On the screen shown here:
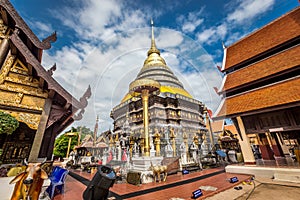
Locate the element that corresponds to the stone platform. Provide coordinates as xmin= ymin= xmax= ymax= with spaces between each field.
xmin=225 ymin=165 xmax=300 ymax=183
xmin=131 ymin=156 xmax=163 ymax=171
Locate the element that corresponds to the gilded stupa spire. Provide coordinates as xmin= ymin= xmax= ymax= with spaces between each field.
xmin=93 ymin=115 xmax=99 ymax=146
xmin=147 ymin=19 xmax=161 ymax=56
xmin=121 ymin=18 xmax=193 ymax=103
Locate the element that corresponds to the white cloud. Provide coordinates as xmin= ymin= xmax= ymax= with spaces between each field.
xmin=156 ymin=29 xmax=184 ymax=49
xmin=177 ymin=8 xmax=205 ymax=33
xmin=197 ymin=54 xmax=213 ymax=63
xmin=33 ymin=21 xmax=52 ymax=34
xmin=50 ymin=0 xmax=123 ymax=41
xmin=216 ymin=24 xmax=227 ymax=39
xmin=182 ymin=19 xmax=204 ymax=33
xmin=227 ymin=0 xmax=275 ymax=24
xmin=196 ymin=0 xmax=274 ymax=45
xmin=26 ymin=20 xmax=54 ymax=40
xmin=225 ymin=31 xmax=248 ymax=46
xmin=41 ymin=1 xmax=229 ymax=132
xmin=196 ymin=28 xmax=216 ymax=44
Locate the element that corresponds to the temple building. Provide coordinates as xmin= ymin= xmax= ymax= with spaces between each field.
xmin=213 ymin=7 xmax=300 ymax=164
xmin=110 ymin=22 xmax=207 ymax=156
xmin=0 ymin=0 xmax=90 ymax=164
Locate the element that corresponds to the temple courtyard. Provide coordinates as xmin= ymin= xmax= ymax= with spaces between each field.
xmin=47 ymin=163 xmax=300 ymax=200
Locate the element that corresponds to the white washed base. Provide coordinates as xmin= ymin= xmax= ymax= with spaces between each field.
xmin=131 ymin=156 xmax=163 ymax=171
xmin=129 ymin=156 xmax=164 ymax=183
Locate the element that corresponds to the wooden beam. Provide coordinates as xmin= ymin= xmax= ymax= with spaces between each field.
xmin=38 ymin=77 xmax=44 ymax=88
xmin=64 ymin=102 xmax=71 ymax=110
xmin=0 ymin=8 xmax=8 ymax=25
xmin=27 ymin=63 xmax=33 ymax=75
xmin=28 ymin=98 xmax=52 ymax=162
xmin=48 ymin=89 xmax=55 ymax=99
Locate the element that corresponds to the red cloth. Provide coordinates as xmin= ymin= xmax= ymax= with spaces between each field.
xmin=207 ymin=109 xmax=213 ymax=118
xmin=107 ymin=151 xmax=113 ymax=163
xmin=122 ymin=150 xmax=127 ymax=161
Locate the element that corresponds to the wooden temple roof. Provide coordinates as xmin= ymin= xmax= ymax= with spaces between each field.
xmin=219 ymin=44 xmax=300 ymax=93
xmin=10 ymin=33 xmax=84 ymax=109
xmin=223 ymin=7 xmax=300 ymax=71
xmin=0 ymin=0 xmax=57 ymax=61
xmin=214 ymin=76 xmax=300 ymax=120
xmin=0 ymin=0 xmax=91 ymax=131
xmin=82 ymin=134 xmax=94 ymax=143
xmin=224 ymin=124 xmax=238 ymax=135
xmin=211 ymin=120 xmax=224 ymax=133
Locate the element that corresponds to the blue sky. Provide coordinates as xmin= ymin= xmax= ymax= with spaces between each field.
xmin=10 ymin=0 xmax=299 ymax=133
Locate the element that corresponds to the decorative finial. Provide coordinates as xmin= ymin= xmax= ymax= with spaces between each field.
xmin=151 ymin=18 xmax=155 ymax=46
xmin=147 ymin=18 xmax=160 ymax=56
xmin=222 ymin=41 xmax=226 ymax=49
xmin=47 ymin=63 xmax=56 ymax=76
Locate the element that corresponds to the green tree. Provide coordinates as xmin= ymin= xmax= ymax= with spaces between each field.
xmin=78 ymin=126 xmax=94 ymax=143
xmin=0 ymin=111 xmax=19 ymax=135
xmin=53 ymin=127 xmax=78 ymax=158
xmin=53 ymin=126 xmax=93 ymax=158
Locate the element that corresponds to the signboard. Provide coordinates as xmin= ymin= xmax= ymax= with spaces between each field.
xmin=269 ymin=127 xmax=283 ymax=132
xmin=191 ymin=189 xmax=203 ymax=199
xmin=229 ymin=176 xmax=239 ymax=183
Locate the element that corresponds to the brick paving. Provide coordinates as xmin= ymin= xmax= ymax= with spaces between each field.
xmin=125 ymin=173 xmax=250 ymax=200
xmin=53 ymin=167 xmax=251 ymax=200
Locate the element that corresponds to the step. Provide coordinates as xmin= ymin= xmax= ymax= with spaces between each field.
xmin=274 ymin=170 xmax=300 ymax=183
xmin=226 ymin=165 xmax=300 ymax=183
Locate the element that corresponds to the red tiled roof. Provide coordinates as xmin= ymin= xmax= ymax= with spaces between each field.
xmin=224 ymin=7 xmax=300 ymax=70
xmin=224 ymin=124 xmax=238 ymax=135
xmin=221 ymin=45 xmax=300 ymax=92
xmin=214 ymin=77 xmax=300 ymax=119
xmin=211 ymin=120 xmax=224 ymax=133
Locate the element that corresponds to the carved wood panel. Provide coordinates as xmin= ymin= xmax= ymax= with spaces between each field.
xmin=0 ymin=122 xmax=35 ymax=164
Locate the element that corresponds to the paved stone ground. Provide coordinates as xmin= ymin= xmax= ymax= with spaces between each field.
xmin=205 ymin=177 xmax=300 ymax=200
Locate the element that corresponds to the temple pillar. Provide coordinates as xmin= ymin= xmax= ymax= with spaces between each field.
xmin=276 ymin=132 xmax=290 ymax=156
xmin=129 ymin=137 xmax=135 ymax=159
xmin=183 ymin=132 xmax=189 ymax=160
xmin=154 ymin=128 xmax=161 ymax=157
xmin=109 ymin=135 xmax=114 ymax=149
xmin=205 ymin=109 xmax=214 ymax=146
xmin=258 ymin=133 xmax=274 ymax=160
xmin=28 ymin=98 xmax=52 ymax=162
xmin=141 ymin=89 xmax=150 ymax=156
xmin=235 ymin=117 xmax=255 ymax=164
xmin=269 ymin=132 xmax=284 ymax=157
xmin=170 ymin=128 xmax=176 ymax=157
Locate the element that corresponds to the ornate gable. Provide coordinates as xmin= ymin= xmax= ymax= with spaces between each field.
xmin=0 ymin=55 xmax=48 ymax=129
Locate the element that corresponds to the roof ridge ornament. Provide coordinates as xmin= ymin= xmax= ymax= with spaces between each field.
xmin=79 ymin=85 xmax=92 ymax=108
xmin=42 ymin=31 xmax=57 ymax=48
xmin=222 ymin=41 xmax=227 ymax=49
xmin=74 ymin=85 xmax=92 ymax=121
xmin=47 ymin=63 xmax=56 ymax=76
